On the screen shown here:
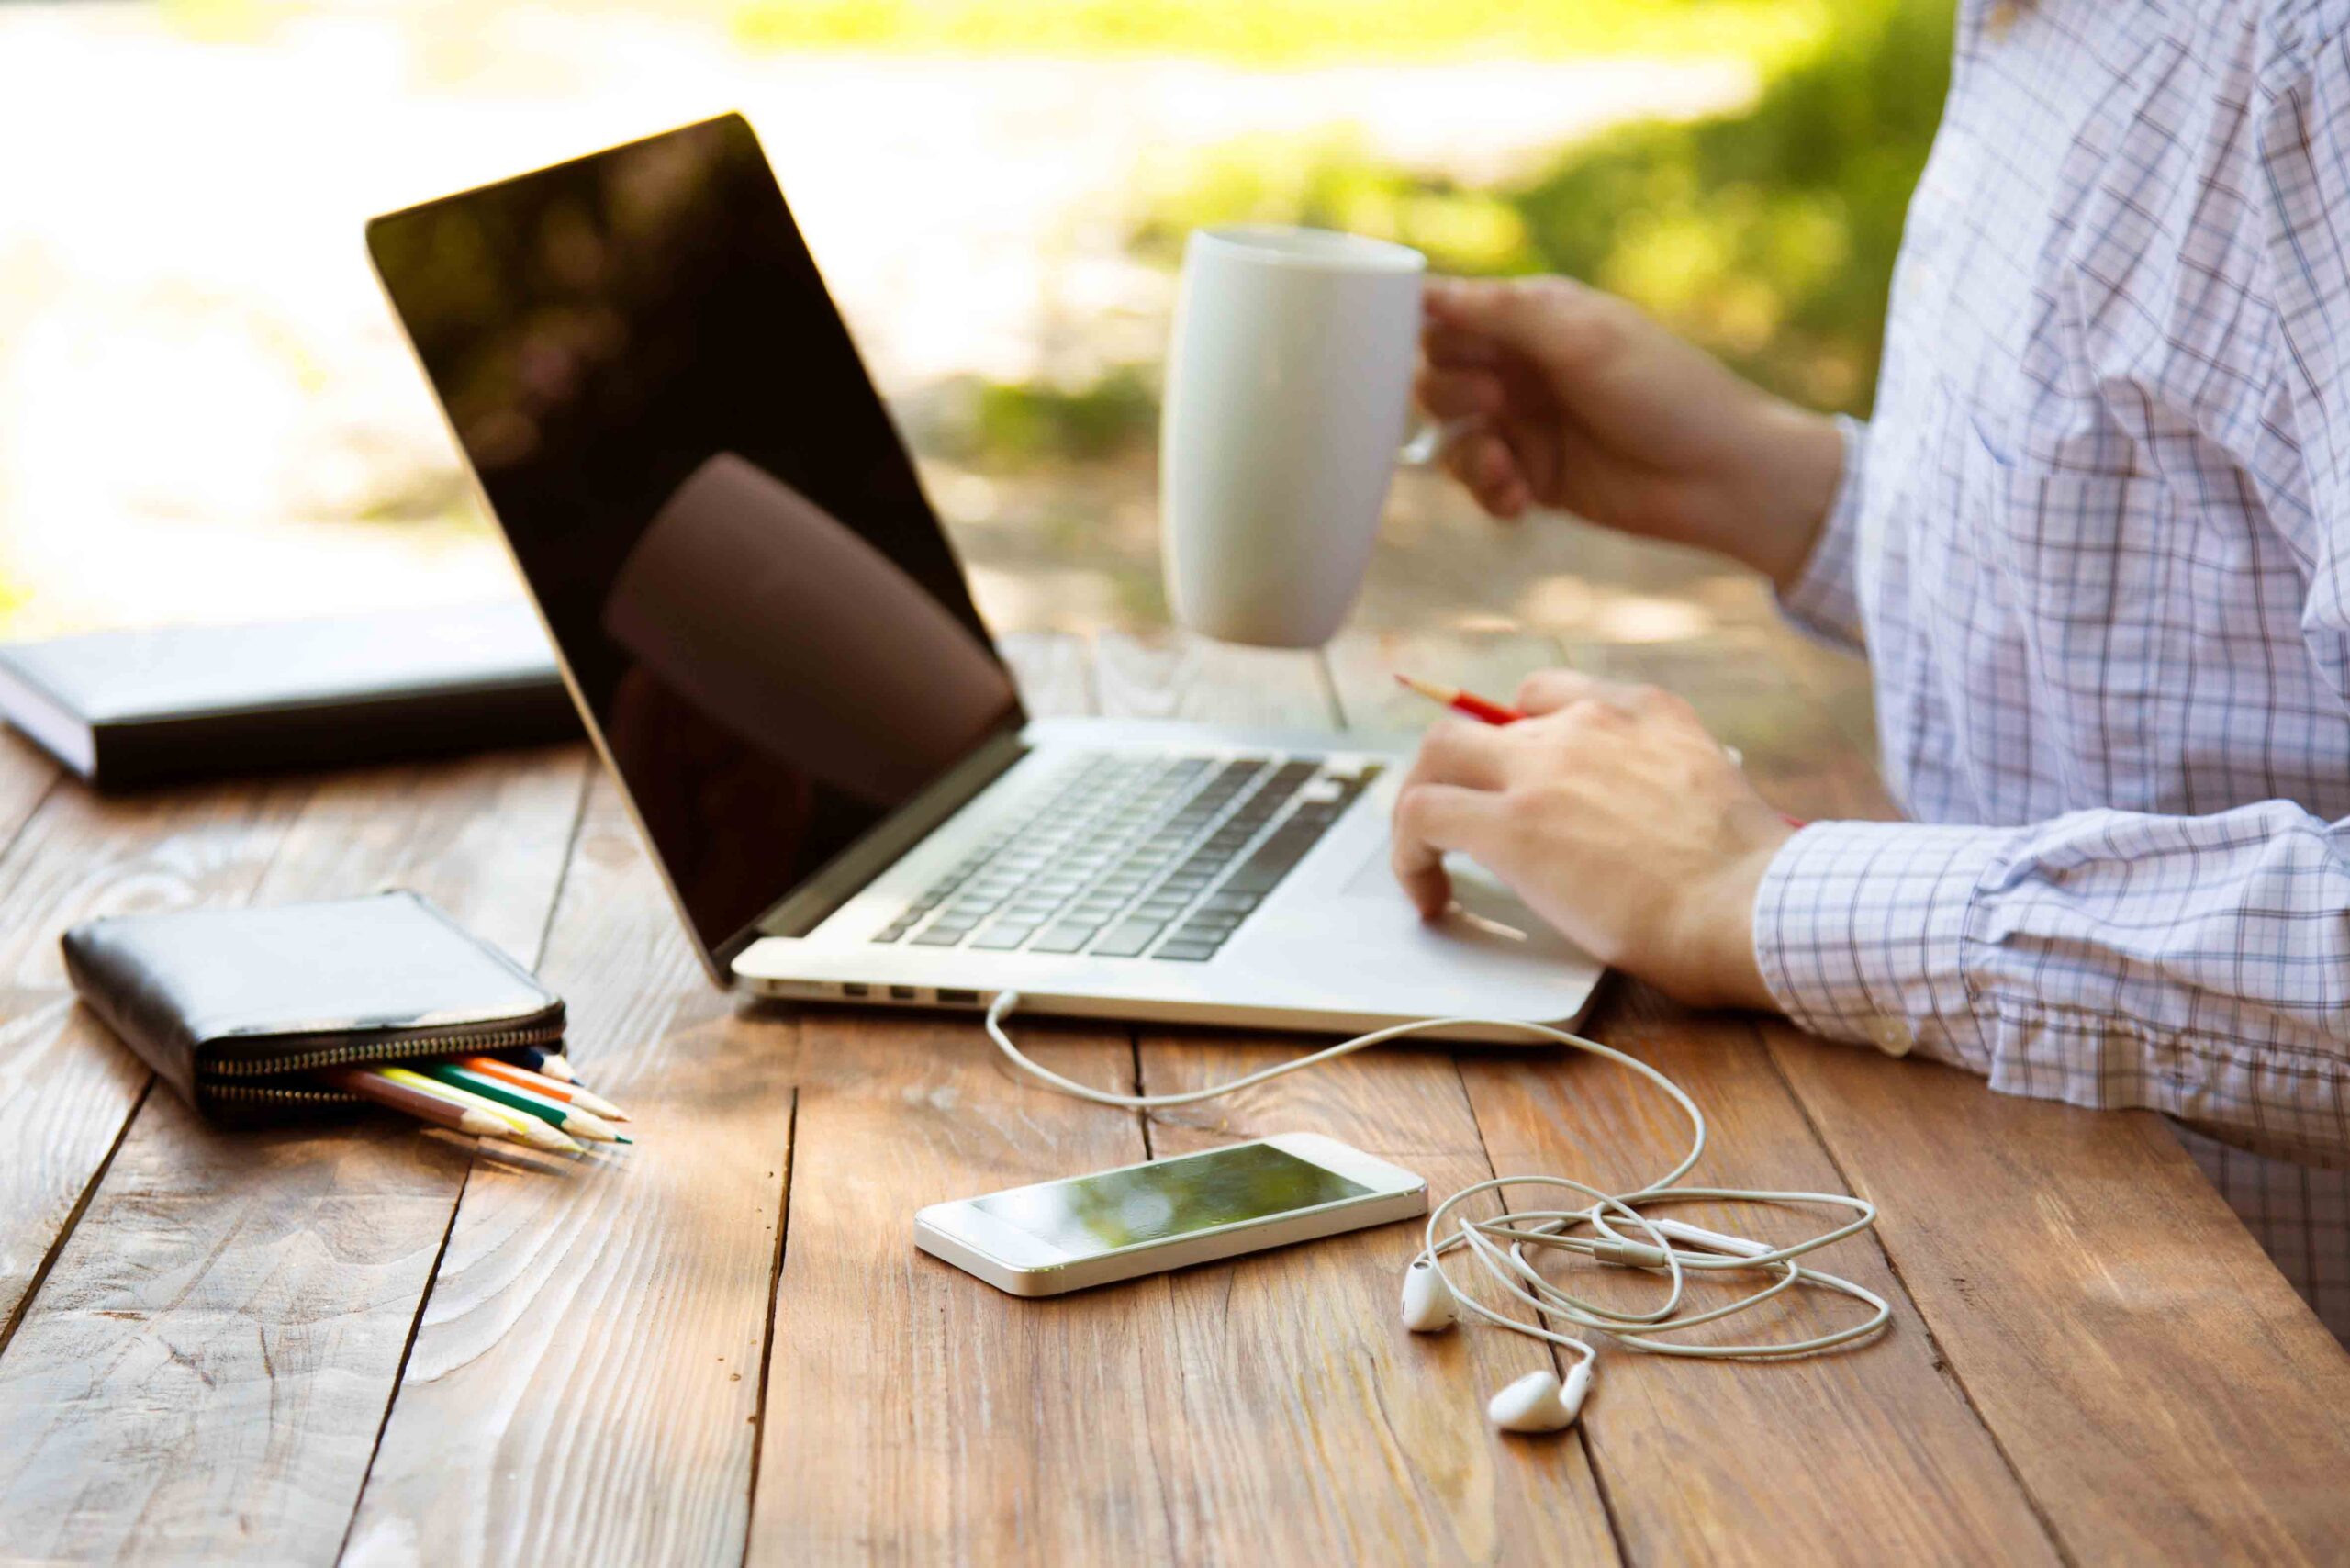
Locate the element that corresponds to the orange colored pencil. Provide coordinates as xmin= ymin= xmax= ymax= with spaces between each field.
xmin=319 ymin=1066 xmax=577 ymax=1151
xmin=457 ymin=1055 xmax=628 ymax=1121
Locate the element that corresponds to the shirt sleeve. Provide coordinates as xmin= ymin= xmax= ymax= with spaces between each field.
xmin=2258 ymin=22 xmax=2350 ymax=687
xmin=1754 ymin=806 xmax=2350 ymax=1166
xmin=1772 ymin=414 xmax=1869 ymax=653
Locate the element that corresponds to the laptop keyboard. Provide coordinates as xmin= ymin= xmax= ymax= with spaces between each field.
xmin=869 ymin=751 xmax=1382 ymax=961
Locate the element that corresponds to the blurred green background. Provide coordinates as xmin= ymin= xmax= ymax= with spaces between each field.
xmin=969 ymin=0 xmax=1951 ymax=469
xmin=0 ymin=0 xmax=1951 ymax=638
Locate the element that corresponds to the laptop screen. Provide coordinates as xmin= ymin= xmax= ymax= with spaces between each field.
xmin=368 ymin=115 xmax=1023 ymax=970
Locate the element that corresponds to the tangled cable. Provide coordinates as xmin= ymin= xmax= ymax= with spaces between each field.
xmin=983 ymin=988 xmax=1889 ymax=1432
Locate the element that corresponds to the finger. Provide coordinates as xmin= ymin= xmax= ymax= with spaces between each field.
xmin=1424 ymin=275 xmax=1609 ymax=370
xmin=1414 ymin=365 xmax=1506 ymax=420
xmin=1411 ymin=718 xmax=1513 ymax=791
xmin=1443 ymin=431 xmax=1530 ymax=519
xmin=1391 ymin=782 xmax=1502 ymax=919
xmin=1420 ymin=320 xmax=1505 ymax=369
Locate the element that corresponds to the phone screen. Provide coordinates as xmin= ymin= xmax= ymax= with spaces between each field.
xmin=973 ymin=1142 xmax=1371 ymax=1259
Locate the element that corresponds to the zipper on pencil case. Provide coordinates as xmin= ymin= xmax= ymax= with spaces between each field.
xmin=208 ymin=1082 xmax=368 ymax=1107
xmin=196 ymin=1019 xmax=566 ymax=1082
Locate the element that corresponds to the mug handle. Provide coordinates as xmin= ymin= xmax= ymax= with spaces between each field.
xmin=1397 ymin=416 xmax=1481 ymax=468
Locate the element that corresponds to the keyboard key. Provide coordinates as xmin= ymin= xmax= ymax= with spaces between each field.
xmin=1089 ymin=919 xmax=1166 ymax=958
xmin=912 ymin=927 xmax=970 ymax=947
xmin=1030 ymin=924 xmax=1099 ymax=953
xmin=971 ymin=925 xmax=1035 ymax=950
xmin=1155 ymin=939 xmax=1219 ymax=961
xmin=1200 ymin=891 xmax=1259 ymax=913
xmin=1218 ymin=823 xmax=1326 ymax=895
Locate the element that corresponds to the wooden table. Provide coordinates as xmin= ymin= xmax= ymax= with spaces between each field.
xmin=1 ymin=626 xmax=2345 ymax=1566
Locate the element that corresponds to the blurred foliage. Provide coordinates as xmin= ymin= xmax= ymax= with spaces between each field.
xmin=731 ymin=0 xmax=1829 ymax=64
xmin=1130 ymin=0 xmax=1953 ymax=417
xmin=927 ymin=367 xmax=1160 ymax=469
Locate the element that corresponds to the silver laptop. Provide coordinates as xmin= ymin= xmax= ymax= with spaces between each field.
xmin=367 ymin=114 xmax=1600 ymax=1038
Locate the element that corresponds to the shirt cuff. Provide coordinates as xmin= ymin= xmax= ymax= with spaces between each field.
xmin=1751 ymin=818 xmax=2006 ymax=1068
xmin=1774 ymin=414 xmax=1868 ymax=651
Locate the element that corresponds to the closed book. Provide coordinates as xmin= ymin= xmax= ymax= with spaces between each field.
xmin=0 ymin=601 xmax=581 ymax=789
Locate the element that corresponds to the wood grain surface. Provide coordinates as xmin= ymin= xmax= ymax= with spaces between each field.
xmin=1324 ymin=633 xmax=2055 ymax=1564
xmin=745 ymin=632 xmax=1175 ymax=1563
xmin=344 ymin=770 xmax=785 ymax=1568
xmin=1116 ymin=631 xmax=1617 ymax=1565
xmin=0 ymin=769 xmax=315 ymax=1346
xmin=0 ymin=749 xmax=590 ymax=1565
xmin=1593 ymin=632 xmax=2350 ymax=1561
xmin=0 ymin=629 xmax=2335 ymax=1566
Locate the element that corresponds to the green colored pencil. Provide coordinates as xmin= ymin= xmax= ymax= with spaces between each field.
xmin=415 ymin=1061 xmax=632 ymax=1145
xmin=375 ymin=1067 xmax=580 ymax=1154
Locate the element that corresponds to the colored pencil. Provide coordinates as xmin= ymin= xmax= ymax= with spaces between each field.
xmin=491 ymin=1043 xmax=576 ymax=1082
xmin=1394 ymin=670 xmax=1807 ymax=829
xmin=379 ymin=1066 xmax=581 ymax=1153
xmin=1393 ymin=672 xmax=1524 ymax=725
xmin=321 ymin=1066 xmax=575 ymax=1152
xmin=457 ymin=1055 xmax=627 ymax=1121
xmin=415 ymin=1061 xmax=630 ymax=1144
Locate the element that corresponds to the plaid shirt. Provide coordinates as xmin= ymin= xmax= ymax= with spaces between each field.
xmin=1753 ymin=0 xmax=2350 ymax=1339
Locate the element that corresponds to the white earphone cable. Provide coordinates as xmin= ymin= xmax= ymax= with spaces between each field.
xmin=981 ymin=988 xmax=1890 ymax=1418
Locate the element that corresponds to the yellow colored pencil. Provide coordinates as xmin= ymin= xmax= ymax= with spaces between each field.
xmin=418 ymin=1062 xmax=630 ymax=1145
xmin=379 ymin=1067 xmax=580 ymax=1153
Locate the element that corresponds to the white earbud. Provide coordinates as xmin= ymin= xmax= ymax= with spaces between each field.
xmin=1487 ymin=1361 xmax=1592 ymax=1434
xmin=1399 ymin=1257 xmax=1458 ymax=1332
xmin=982 ymin=991 xmax=1891 ymax=1440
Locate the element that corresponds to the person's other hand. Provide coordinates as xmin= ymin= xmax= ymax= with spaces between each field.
xmin=1416 ymin=275 xmax=1844 ymax=590
xmin=1390 ymin=668 xmax=1794 ymax=1010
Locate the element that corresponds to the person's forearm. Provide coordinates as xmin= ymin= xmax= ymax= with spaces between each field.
xmin=1706 ymin=399 xmax=1845 ymax=590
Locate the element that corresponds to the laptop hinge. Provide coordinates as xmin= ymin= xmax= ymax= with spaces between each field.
xmin=726 ymin=723 xmax=1031 ymax=956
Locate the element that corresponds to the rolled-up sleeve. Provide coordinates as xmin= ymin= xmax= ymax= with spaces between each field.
xmin=1773 ymin=413 xmax=1869 ymax=652
xmin=1753 ymin=805 xmax=2350 ymax=1165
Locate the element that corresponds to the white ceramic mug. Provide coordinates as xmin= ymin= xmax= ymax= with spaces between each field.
xmin=1160 ymin=225 xmax=1427 ymax=648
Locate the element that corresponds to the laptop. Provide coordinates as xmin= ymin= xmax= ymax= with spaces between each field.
xmin=366 ymin=113 xmax=1601 ymax=1038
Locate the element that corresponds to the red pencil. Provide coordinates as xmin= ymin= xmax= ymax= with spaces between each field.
xmin=1394 ymin=670 xmax=1807 ymax=829
xmin=1393 ymin=672 xmax=1524 ymax=725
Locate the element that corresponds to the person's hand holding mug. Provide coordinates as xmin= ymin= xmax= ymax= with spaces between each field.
xmin=1416 ymin=275 xmax=1846 ymax=591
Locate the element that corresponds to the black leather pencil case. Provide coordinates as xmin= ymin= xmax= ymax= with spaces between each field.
xmin=62 ymin=890 xmax=565 ymax=1126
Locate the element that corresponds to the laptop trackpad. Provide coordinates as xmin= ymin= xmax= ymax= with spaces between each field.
xmin=1341 ymin=839 xmax=1537 ymax=933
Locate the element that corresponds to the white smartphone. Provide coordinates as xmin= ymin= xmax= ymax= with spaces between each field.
xmin=914 ymin=1132 xmax=1428 ymax=1296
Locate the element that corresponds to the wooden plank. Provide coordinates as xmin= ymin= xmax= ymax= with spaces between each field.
xmin=746 ymin=1010 xmax=1180 ymax=1562
xmin=1460 ymin=996 xmax=2059 ymax=1564
xmin=342 ymin=770 xmax=788 ymax=1566
xmin=1774 ymin=1035 xmax=2350 ymax=1562
xmin=744 ymin=633 xmax=1179 ymax=1563
xmin=0 ymin=747 xmax=590 ymax=1567
xmin=0 ymin=726 xmax=62 ymax=851
xmin=1599 ymin=633 xmax=2350 ymax=1559
xmin=350 ymin=634 xmax=1140 ymax=1564
xmin=1121 ymin=631 xmax=1618 ymax=1565
xmin=1326 ymin=633 xmax=2055 ymax=1561
xmin=0 ymin=773 xmax=315 ymax=1344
